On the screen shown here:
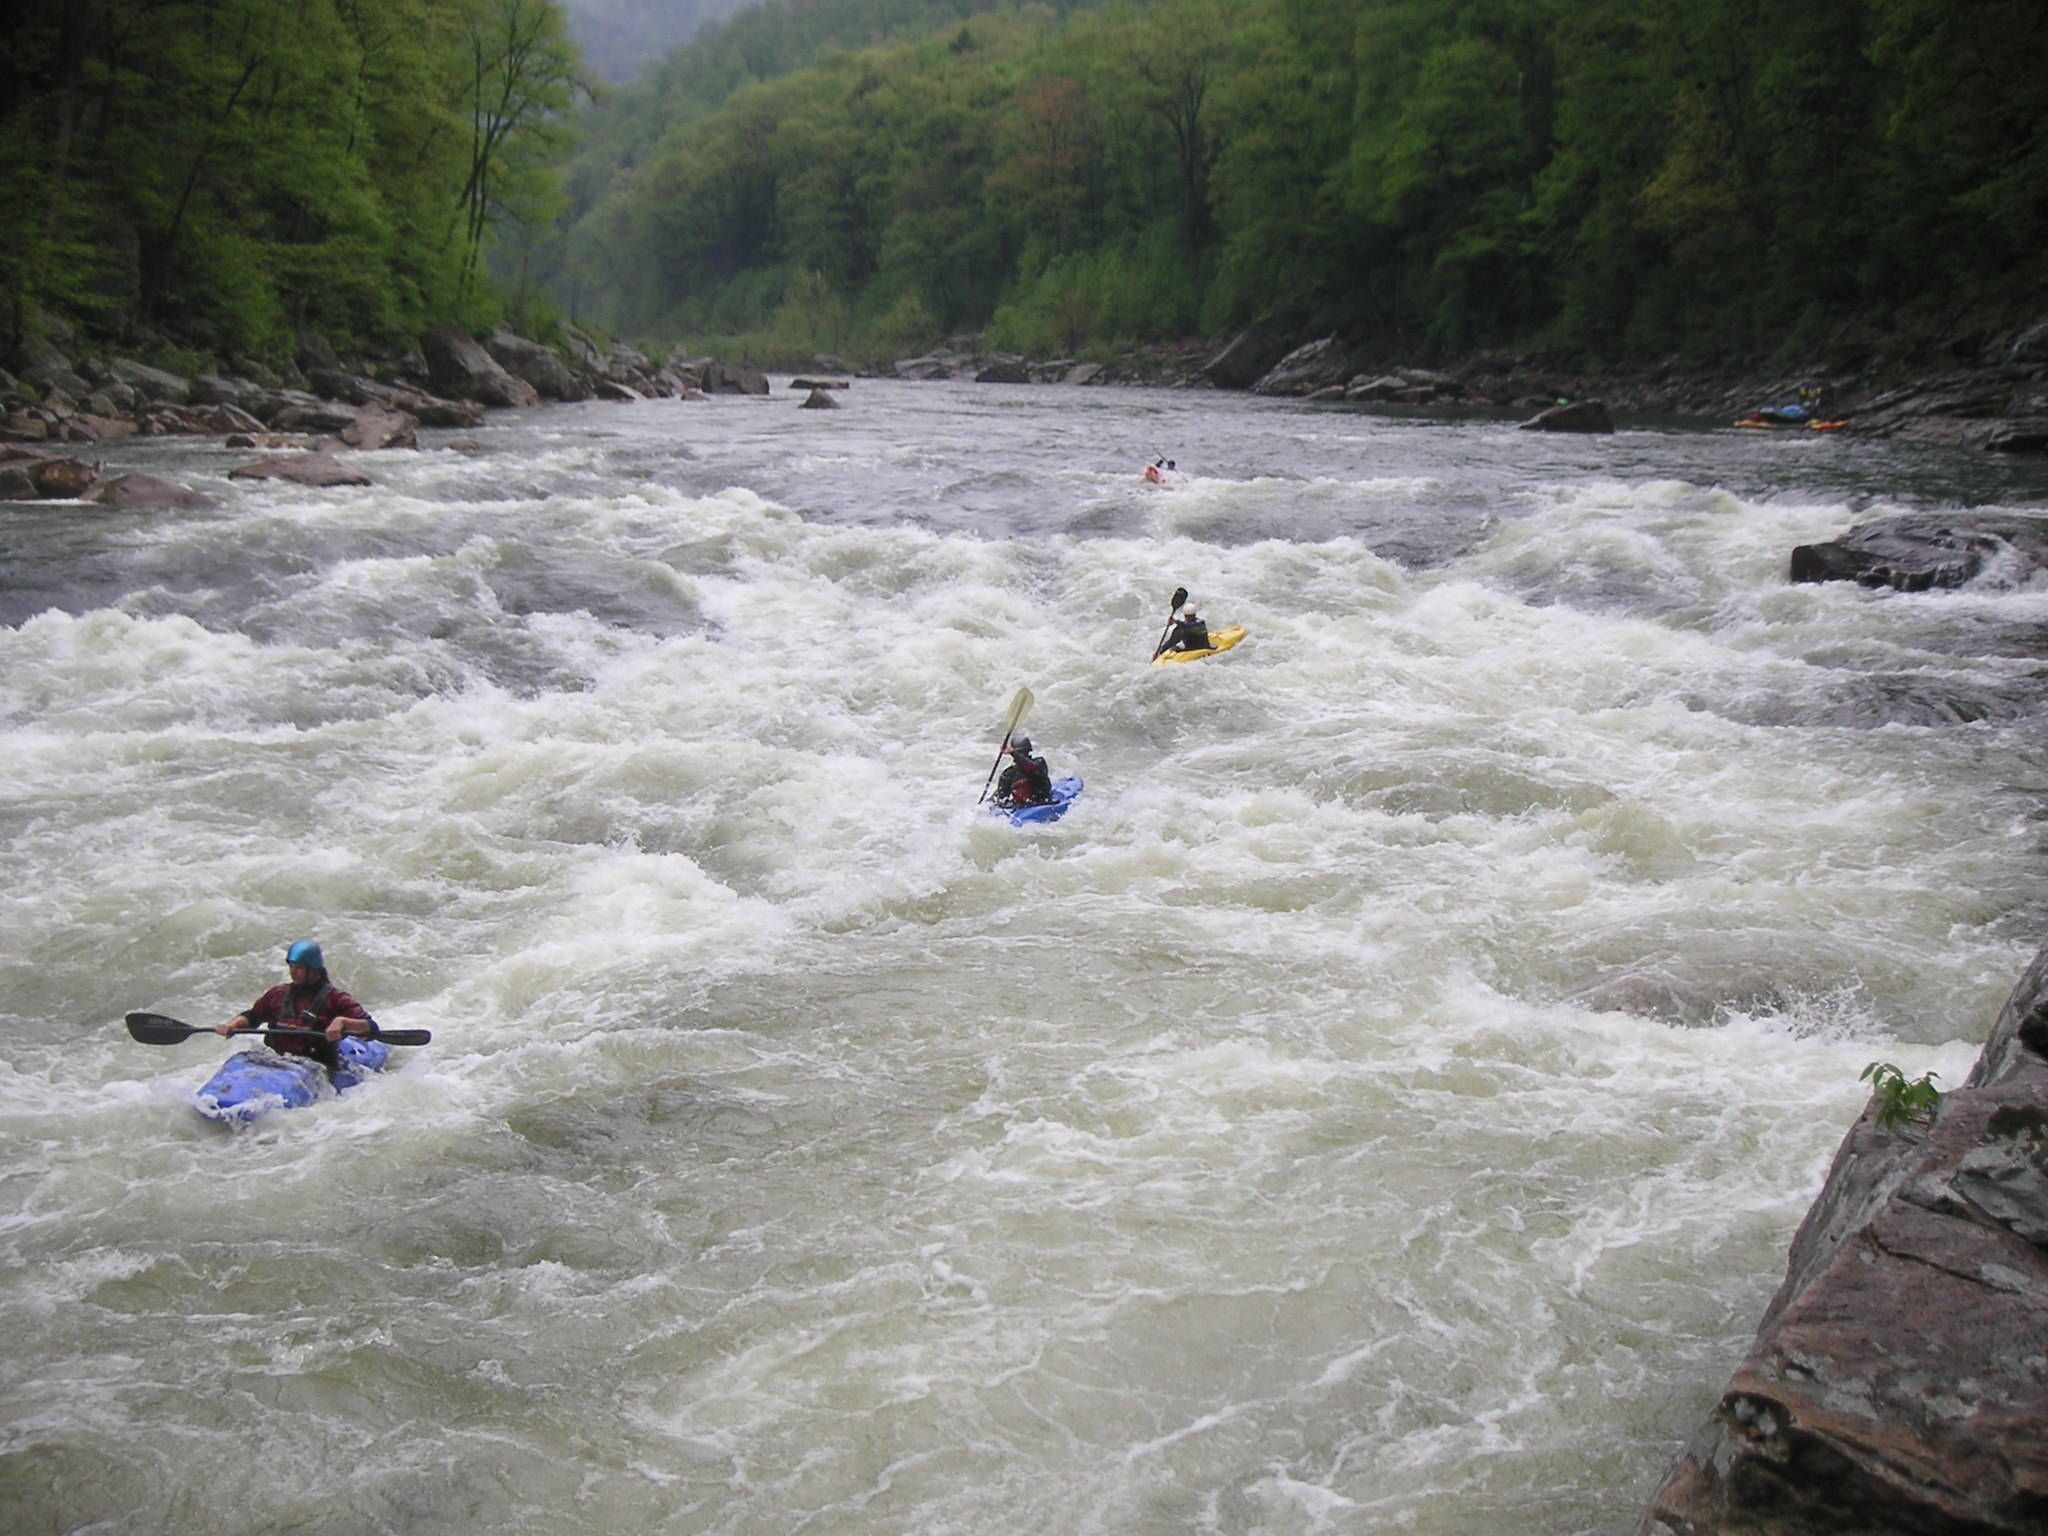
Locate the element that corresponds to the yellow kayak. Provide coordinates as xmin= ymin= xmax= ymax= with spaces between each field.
xmin=1153 ymin=625 xmax=1246 ymax=665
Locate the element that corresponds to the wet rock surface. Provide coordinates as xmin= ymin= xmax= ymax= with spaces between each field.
xmin=1789 ymin=514 xmax=2048 ymax=592
xmin=1636 ymin=950 xmax=2048 ymax=1536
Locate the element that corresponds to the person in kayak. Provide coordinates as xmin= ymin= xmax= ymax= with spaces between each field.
xmin=994 ymin=735 xmax=1053 ymax=809
xmin=1162 ymin=605 xmax=1212 ymax=654
xmin=216 ymin=940 xmax=378 ymax=1067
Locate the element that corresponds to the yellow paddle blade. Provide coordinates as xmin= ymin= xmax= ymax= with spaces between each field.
xmin=1001 ymin=686 xmax=1033 ymax=737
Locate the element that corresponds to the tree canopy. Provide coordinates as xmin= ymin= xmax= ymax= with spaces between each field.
xmin=1 ymin=0 xmax=588 ymax=360
xmin=556 ymin=0 xmax=2048 ymax=369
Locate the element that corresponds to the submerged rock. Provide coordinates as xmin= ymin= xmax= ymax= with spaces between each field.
xmin=1519 ymin=399 xmax=1615 ymax=433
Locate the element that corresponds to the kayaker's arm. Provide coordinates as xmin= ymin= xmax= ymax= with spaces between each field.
xmin=215 ymin=1013 xmax=252 ymax=1037
xmin=323 ymin=1011 xmax=378 ymax=1043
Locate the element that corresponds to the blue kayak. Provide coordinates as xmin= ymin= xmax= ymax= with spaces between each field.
xmin=193 ymin=1036 xmax=391 ymax=1124
xmin=993 ymin=774 xmax=1083 ymax=825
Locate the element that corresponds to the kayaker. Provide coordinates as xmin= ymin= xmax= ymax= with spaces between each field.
xmin=216 ymin=940 xmax=378 ymax=1067
xmin=1163 ymin=605 xmax=1211 ymax=654
xmin=994 ymin=735 xmax=1053 ymax=809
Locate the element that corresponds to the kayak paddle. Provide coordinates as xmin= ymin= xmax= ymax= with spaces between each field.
xmin=125 ymin=1011 xmax=432 ymax=1047
xmin=1150 ymin=586 xmax=1190 ymax=660
xmin=977 ymin=686 xmax=1034 ymax=804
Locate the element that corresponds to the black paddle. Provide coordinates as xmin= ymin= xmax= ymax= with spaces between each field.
xmin=1150 ymin=586 xmax=1190 ymax=660
xmin=125 ymin=1011 xmax=432 ymax=1047
xmin=977 ymin=686 xmax=1034 ymax=804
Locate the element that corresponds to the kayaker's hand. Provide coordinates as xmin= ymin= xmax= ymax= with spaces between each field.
xmin=325 ymin=1018 xmax=350 ymax=1043
xmin=216 ymin=1016 xmax=246 ymax=1037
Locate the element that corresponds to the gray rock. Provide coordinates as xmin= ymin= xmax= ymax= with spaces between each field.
xmin=92 ymin=473 xmax=219 ymax=510
xmin=22 ymin=359 xmax=92 ymax=399
xmin=1635 ymin=950 xmax=2048 ymax=1536
xmin=227 ymin=453 xmax=373 ymax=487
xmin=231 ymin=357 xmax=283 ymax=389
xmin=1204 ymin=326 xmax=1293 ymax=390
xmin=893 ymin=353 xmax=970 ymax=381
xmin=26 ymin=457 xmax=99 ymax=498
xmin=1252 ymin=337 xmax=1352 ymax=396
xmin=1789 ymin=513 xmax=2048 ymax=591
xmin=699 ymin=361 xmax=769 ymax=395
xmin=1346 ymin=374 xmax=1411 ymax=402
xmin=798 ymin=388 xmax=839 ymax=410
xmin=420 ymin=324 xmax=539 ymax=409
xmin=485 ymin=326 xmax=590 ymax=401
xmin=190 ymin=374 xmax=269 ymax=412
xmin=107 ymin=358 xmax=192 ymax=403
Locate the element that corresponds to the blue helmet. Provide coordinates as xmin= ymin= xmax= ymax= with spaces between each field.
xmin=285 ymin=940 xmax=324 ymax=970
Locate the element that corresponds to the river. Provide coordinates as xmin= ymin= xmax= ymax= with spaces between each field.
xmin=4 ymin=382 xmax=2047 ymax=1534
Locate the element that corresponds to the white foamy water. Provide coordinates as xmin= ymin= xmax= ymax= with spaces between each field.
xmin=3 ymin=382 xmax=2045 ymax=1534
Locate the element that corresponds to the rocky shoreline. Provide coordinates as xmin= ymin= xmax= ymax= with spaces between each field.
xmin=908 ymin=321 xmax=2048 ymax=452
xmin=1637 ymin=949 xmax=2048 ymax=1536
xmin=0 ymin=319 xmax=778 ymax=507
xmin=9 ymin=314 xmax=2048 ymax=510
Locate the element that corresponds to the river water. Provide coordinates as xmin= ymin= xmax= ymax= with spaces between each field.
xmin=5 ymin=382 xmax=2048 ymax=1535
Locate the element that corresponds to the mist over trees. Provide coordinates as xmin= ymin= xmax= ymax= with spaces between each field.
xmin=556 ymin=0 xmax=2048 ymax=369
xmin=554 ymin=0 xmax=762 ymax=85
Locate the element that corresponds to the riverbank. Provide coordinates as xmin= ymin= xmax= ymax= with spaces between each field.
xmin=8 ymin=313 xmax=2048 ymax=476
xmin=896 ymin=324 xmax=2048 ymax=453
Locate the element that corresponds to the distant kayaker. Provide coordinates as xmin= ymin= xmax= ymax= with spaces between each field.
xmin=217 ymin=940 xmax=377 ymax=1067
xmin=994 ymin=735 xmax=1053 ymax=809
xmin=1162 ymin=605 xmax=1211 ymax=654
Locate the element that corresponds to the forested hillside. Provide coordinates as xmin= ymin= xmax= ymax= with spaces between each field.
xmin=2 ymin=0 xmax=587 ymax=361
xmin=559 ymin=0 xmax=2048 ymax=370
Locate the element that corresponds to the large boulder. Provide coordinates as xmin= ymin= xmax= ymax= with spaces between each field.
xmin=892 ymin=351 xmax=972 ymax=381
xmin=1251 ymin=336 xmax=1353 ymax=396
xmin=485 ymin=326 xmax=590 ymax=401
xmin=188 ymin=374 xmax=270 ymax=412
xmin=698 ymin=360 xmax=769 ymax=395
xmin=1845 ymin=369 xmax=2048 ymax=452
xmin=419 ymin=324 xmax=539 ymax=409
xmin=1203 ymin=326 xmax=1294 ymax=390
xmin=107 ymin=357 xmax=192 ymax=404
xmin=1636 ymin=949 xmax=2048 ymax=1536
xmin=227 ymin=453 xmax=373 ymax=487
xmin=26 ymin=456 xmax=99 ymax=498
xmin=268 ymin=398 xmax=418 ymax=450
xmin=22 ymin=357 xmax=93 ymax=398
xmin=92 ymin=473 xmax=219 ymax=510
xmin=1789 ymin=513 xmax=2048 ymax=591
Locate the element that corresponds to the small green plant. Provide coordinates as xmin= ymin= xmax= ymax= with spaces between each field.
xmin=1860 ymin=1061 xmax=1941 ymax=1129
